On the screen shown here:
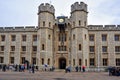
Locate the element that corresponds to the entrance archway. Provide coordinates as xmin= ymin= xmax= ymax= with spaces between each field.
xmin=59 ymin=57 xmax=66 ymax=69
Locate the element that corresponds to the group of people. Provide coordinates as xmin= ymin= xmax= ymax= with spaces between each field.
xmin=65 ymin=65 xmax=86 ymax=73
xmin=108 ymin=67 xmax=120 ymax=76
xmin=0 ymin=64 xmax=37 ymax=73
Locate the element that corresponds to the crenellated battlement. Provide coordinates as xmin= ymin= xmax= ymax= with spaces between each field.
xmin=0 ymin=26 xmax=38 ymax=32
xmin=71 ymin=2 xmax=87 ymax=13
xmin=88 ymin=25 xmax=120 ymax=31
xmin=38 ymin=3 xmax=55 ymax=15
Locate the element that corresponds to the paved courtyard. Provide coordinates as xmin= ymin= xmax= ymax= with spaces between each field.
xmin=0 ymin=71 xmax=119 ymax=80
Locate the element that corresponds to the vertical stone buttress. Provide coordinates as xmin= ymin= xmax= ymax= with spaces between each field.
xmin=37 ymin=3 xmax=55 ymax=68
xmin=70 ymin=2 xmax=89 ymax=67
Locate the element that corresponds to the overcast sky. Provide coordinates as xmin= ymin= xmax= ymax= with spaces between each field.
xmin=0 ymin=0 xmax=120 ymax=27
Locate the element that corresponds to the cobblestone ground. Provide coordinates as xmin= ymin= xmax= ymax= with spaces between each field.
xmin=0 ymin=71 xmax=120 ymax=80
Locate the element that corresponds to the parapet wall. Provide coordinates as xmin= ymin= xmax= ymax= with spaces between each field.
xmin=38 ymin=3 xmax=55 ymax=15
xmin=88 ymin=25 xmax=120 ymax=31
xmin=71 ymin=2 xmax=87 ymax=13
xmin=0 ymin=26 xmax=38 ymax=32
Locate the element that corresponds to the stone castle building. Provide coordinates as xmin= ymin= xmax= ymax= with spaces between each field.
xmin=0 ymin=2 xmax=120 ymax=70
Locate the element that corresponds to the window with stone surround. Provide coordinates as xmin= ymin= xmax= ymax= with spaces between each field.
xmin=22 ymin=35 xmax=26 ymax=41
xmin=49 ymin=22 xmax=51 ymax=27
xmin=33 ymin=35 xmax=37 ymax=41
xmin=116 ymin=58 xmax=120 ymax=66
xmin=42 ymin=58 xmax=44 ymax=65
xmin=0 ymin=57 xmax=4 ymax=63
xmin=21 ymin=57 xmax=25 ymax=64
xmin=43 ymin=21 xmax=45 ymax=27
xmin=102 ymin=46 xmax=107 ymax=53
xmin=79 ymin=44 xmax=81 ymax=51
xmin=115 ymin=46 xmax=120 ymax=52
xmin=32 ymin=57 xmax=36 ymax=64
xmin=102 ymin=34 xmax=107 ymax=41
xmin=79 ymin=59 xmax=81 ymax=66
xmin=10 ymin=57 xmax=14 ymax=64
xmin=42 ymin=44 xmax=45 ymax=50
xmin=114 ymin=35 xmax=120 ymax=41
xmin=89 ymin=34 xmax=94 ymax=41
xmin=73 ymin=59 xmax=75 ymax=66
xmin=103 ymin=58 xmax=108 ymax=66
xmin=48 ymin=35 xmax=51 ymax=40
xmin=1 ymin=35 xmax=5 ymax=41
xmin=89 ymin=46 xmax=95 ymax=53
xmin=11 ymin=46 xmax=15 ymax=51
xmin=47 ymin=58 xmax=50 ymax=65
xmin=32 ymin=46 xmax=37 ymax=51
xmin=21 ymin=46 xmax=26 ymax=51
xmin=0 ymin=46 xmax=4 ymax=51
xmin=79 ymin=20 xmax=81 ymax=26
xmin=90 ymin=58 xmax=95 ymax=66
xmin=11 ymin=35 xmax=16 ymax=41
xmin=73 ymin=34 xmax=75 ymax=40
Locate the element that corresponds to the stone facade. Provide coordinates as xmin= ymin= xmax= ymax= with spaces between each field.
xmin=0 ymin=2 xmax=120 ymax=70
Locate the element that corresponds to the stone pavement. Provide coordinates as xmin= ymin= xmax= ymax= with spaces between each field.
xmin=0 ymin=71 xmax=119 ymax=80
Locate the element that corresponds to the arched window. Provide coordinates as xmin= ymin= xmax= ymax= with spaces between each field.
xmin=73 ymin=59 xmax=75 ymax=66
xmin=73 ymin=34 xmax=75 ymax=40
xmin=79 ymin=44 xmax=81 ymax=50
xmin=43 ymin=21 xmax=45 ymax=27
xmin=42 ymin=58 xmax=44 ymax=65
xmin=79 ymin=59 xmax=81 ymax=66
xmin=48 ymin=58 xmax=50 ymax=65
xmin=49 ymin=22 xmax=51 ymax=27
xmin=79 ymin=20 xmax=81 ymax=26
xmin=42 ymin=44 xmax=45 ymax=50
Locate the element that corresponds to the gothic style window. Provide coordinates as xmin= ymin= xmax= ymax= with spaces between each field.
xmin=116 ymin=58 xmax=120 ymax=66
xmin=21 ymin=46 xmax=26 ymax=51
xmin=73 ymin=34 xmax=75 ymax=40
xmin=102 ymin=46 xmax=107 ymax=53
xmin=1 ymin=35 xmax=5 ymax=41
xmin=49 ymin=22 xmax=51 ymax=27
xmin=33 ymin=35 xmax=37 ymax=41
xmin=48 ymin=35 xmax=51 ymax=40
xmin=103 ymin=58 xmax=108 ymax=66
xmin=73 ymin=59 xmax=75 ymax=66
xmin=42 ymin=58 xmax=44 ymax=65
xmin=22 ymin=35 xmax=26 ymax=41
xmin=21 ymin=57 xmax=25 ymax=64
xmin=89 ymin=46 xmax=95 ymax=52
xmin=84 ymin=21 xmax=86 ymax=26
xmin=11 ymin=46 xmax=15 ymax=51
xmin=32 ymin=57 xmax=36 ymax=64
xmin=90 ymin=58 xmax=95 ymax=66
xmin=32 ymin=46 xmax=37 ymax=51
xmin=11 ymin=35 xmax=16 ymax=41
xmin=79 ymin=44 xmax=81 ymax=50
xmin=10 ymin=57 xmax=14 ymax=64
xmin=79 ymin=59 xmax=81 ymax=66
xmin=0 ymin=57 xmax=4 ymax=63
xmin=115 ymin=46 xmax=120 ymax=52
xmin=42 ymin=44 xmax=45 ymax=50
xmin=102 ymin=34 xmax=107 ymax=41
xmin=89 ymin=34 xmax=94 ymax=41
xmin=73 ymin=21 xmax=75 ymax=27
xmin=48 ymin=58 xmax=50 ymax=65
xmin=79 ymin=20 xmax=81 ymax=26
xmin=0 ymin=46 xmax=4 ymax=51
xmin=114 ymin=35 xmax=120 ymax=41
xmin=43 ymin=21 xmax=45 ymax=27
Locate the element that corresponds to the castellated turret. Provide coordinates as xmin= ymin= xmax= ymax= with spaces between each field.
xmin=71 ymin=2 xmax=87 ymax=13
xmin=37 ymin=3 xmax=55 ymax=28
xmin=70 ymin=2 xmax=88 ymax=28
xmin=38 ymin=3 xmax=55 ymax=15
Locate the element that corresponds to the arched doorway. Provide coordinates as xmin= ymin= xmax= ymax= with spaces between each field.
xmin=59 ymin=57 xmax=66 ymax=69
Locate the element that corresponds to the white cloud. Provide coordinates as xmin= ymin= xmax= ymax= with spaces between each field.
xmin=0 ymin=0 xmax=120 ymax=26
